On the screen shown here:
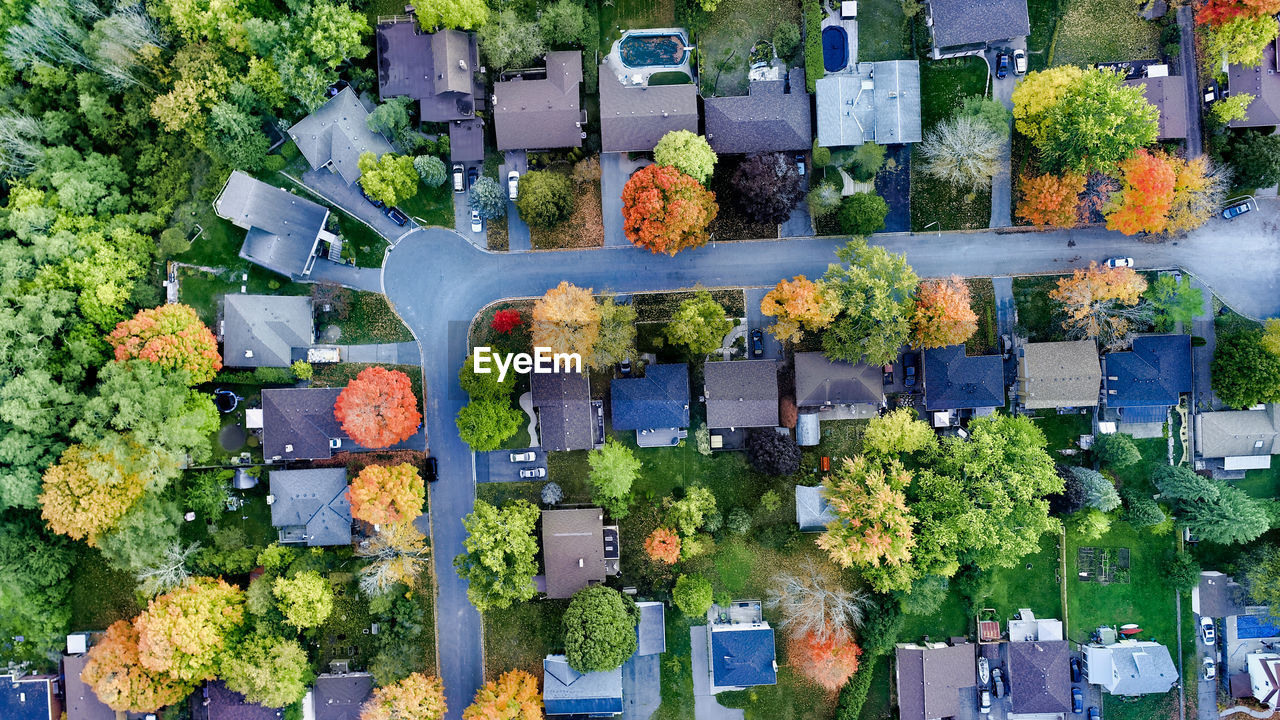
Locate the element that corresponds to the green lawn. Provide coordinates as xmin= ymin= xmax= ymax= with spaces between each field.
xmin=653 ymin=614 xmax=698 ymax=720
xmin=398 ymin=182 xmax=455 ymax=229
xmin=318 ymin=289 xmax=416 ymax=345
xmin=909 ymin=155 xmax=992 ymax=231
xmin=337 ymin=215 xmax=390 ymax=268
xmin=857 ymin=0 xmax=913 ymax=62
xmin=1027 ymin=0 xmax=1065 ymax=71
xmin=696 ymin=0 xmax=800 ymax=97
xmin=1237 ymin=465 xmax=1280 ymax=499
xmin=1050 ymin=0 xmax=1160 ymax=66
xmin=482 ymin=599 xmax=568 ymax=679
xmin=1029 ymin=410 xmax=1094 ymax=463
xmin=920 ymin=56 xmax=989 ymax=129
xmin=310 ymin=363 xmax=425 ymax=408
xmin=967 ymin=278 xmax=998 ymax=355
xmin=1012 ymin=275 xmax=1067 ymax=341
xmin=178 ymin=266 xmax=311 ymax=328
xmin=69 ymin=548 xmax=142 ymax=632
xmin=1065 ymin=520 xmax=1178 ymax=646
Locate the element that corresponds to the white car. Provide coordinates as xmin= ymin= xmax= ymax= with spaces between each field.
xmin=1204 ymin=656 xmax=1217 ymax=680
xmin=508 ymin=170 xmax=520 ymax=200
xmin=453 ymin=164 xmax=465 ymax=193
xmin=471 ymin=209 xmax=483 ymax=233
xmin=1201 ymin=616 xmax=1216 ymax=645
xmin=519 ymin=467 xmax=546 ymax=479
xmin=509 ymin=451 xmax=536 ymax=463
xmin=1105 ymin=257 xmax=1134 ymax=268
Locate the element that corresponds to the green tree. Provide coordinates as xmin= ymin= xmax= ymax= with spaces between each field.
xmin=821 ymin=239 xmax=919 ymax=366
xmin=221 ymin=633 xmax=313 ymax=708
xmin=1212 ymin=92 xmax=1255 ymax=125
xmin=454 ymin=500 xmax=541 ymax=611
xmin=667 ymin=486 xmax=717 ymax=536
xmin=74 ymin=360 xmax=219 ymax=464
xmin=1226 ymin=129 xmax=1280 ymax=189
xmin=863 ymin=408 xmax=937 ymax=457
xmin=772 ymin=21 xmax=801 ymax=57
xmin=0 ymin=513 xmax=74 ymax=664
xmin=1246 ymin=545 xmax=1280 ymax=611
xmin=1144 ymin=275 xmax=1203 ymax=330
xmin=588 ymin=439 xmax=641 ymax=518
xmin=1070 ymin=466 xmax=1121 ymax=512
xmin=367 ymin=97 xmax=413 ymax=141
xmin=562 ymin=586 xmax=639 ymax=672
xmin=94 ymin=493 xmax=183 ymax=574
xmin=514 ymin=170 xmax=574 ymax=228
xmin=673 ymin=574 xmax=713 ymax=617
xmin=587 ymin=297 xmax=637 ymax=370
xmin=1037 ymin=69 xmax=1158 ymax=173
xmin=1212 ymin=330 xmax=1280 ymax=408
xmin=207 ymin=102 xmax=270 ymax=171
xmin=1071 ymin=508 xmax=1112 ymax=541
xmin=1161 ymin=550 xmax=1201 ymax=592
xmin=459 ymin=362 xmax=517 ymax=400
xmin=1121 ymin=488 xmax=1167 ymax=529
xmin=653 ymin=130 xmax=717 ymax=183
xmin=1182 ymin=485 xmax=1270 ymax=545
xmin=664 ymin=290 xmax=731 ymax=355
xmin=959 ymin=96 xmax=1012 ymax=138
xmin=540 ymin=0 xmax=590 ymax=46
xmin=359 ymin=152 xmax=419 ymax=206
xmin=1203 ymin=15 xmax=1279 ymax=67
xmin=807 ymin=183 xmax=842 ymax=220
xmin=414 ymin=155 xmax=448 ymax=187
xmin=478 ymin=9 xmax=545 ymax=70
xmin=455 ymin=399 xmax=522 ymax=451
xmin=1152 ymin=465 xmax=1221 ymax=503
xmin=469 ymin=176 xmax=506 ymax=220
xmin=1095 ymin=432 xmax=1142 ymax=468
xmin=837 ymin=192 xmax=889 ymax=235
xmin=272 ymin=571 xmax=333 ymax=629
xmin=416 ymin=0 xmax=488 ymax=30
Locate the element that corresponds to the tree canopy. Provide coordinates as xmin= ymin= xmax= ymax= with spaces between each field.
xmin=334 ymin=367 xmax=422 ymax=449
xmin=359 ymin=152 xmax=419 ymax=207
xmin=107 ymin=304 xmax=221 ymax=384
xmin=821 ymin=240 xmax=919 ymax=365
xmin=532 ymin=281 xmax=601 ymax=359
xmin=621 ymin=164 xmax=718 ymax=255
xmin=588 ymin=439 xmax=640 ymax=518
xmin=1213 ymin=330 xmax=1280 ymax=408
xmin=912 ymin=276 xmax=978 ymax=349
xmin=361 ymin=672 xmax=448 ymax=720
xmin=563 ymin=586 xmax=639 ymax=672
xmin=664 ymin=290 xmax=731 ymax=355
xmin=653 ymin=130 xmax=717 ymax=183
xmin=759 ymin=275 xmax=838 ymax=344
xmin=454 ymin=500 xmax=541 ymax=611
xmin=348 ymin=463 xmax=425 ymax=525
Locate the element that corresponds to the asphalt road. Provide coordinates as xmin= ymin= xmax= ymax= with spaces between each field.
xmin=382 ymin=203 xmax=1280 ymax=719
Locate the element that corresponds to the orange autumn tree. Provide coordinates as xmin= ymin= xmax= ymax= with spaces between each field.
xmin=912 ymin=275 xmax=978 ymax=349
xmin=1018 ymin=172 xmax=1084 ymax=227
xmin=334 ymin=367 xmax=422 ymax=449
xmin=348 ymin=463 xmax=425 ymax=525
xmin=462 ymin=669 xmax=542 ymax=720
xmin=621 ymin=164 xmax=718 ymax=256
xmin=107 ymin=304 xmax=221 ymax=384
xmin=1049 ymin=262 xmax=1149 ymax=350
xmin=360 ymin=672 xmax=447 ymax=720
xmin=788 ymin=631 xmax=863 ymax=692
xmin=1199 ymin=0 xmax=1280 ymax=25
xmin=759 ymin=275 xmax=839 ymax=343
xmin=531 ymin=281 xmax=601 ymax=358
xmin=135 ymin=578 xmax=246 ymax=683
xmin=39 ymin=443 xmax=148 ymax=543
xmin=1105 ymin=149 xmax=1177 ymax=235
xmin=644 ymin=527 xmax=681 ymax=565
xmin=81 ymin=620 xmax=192 ymax=713
xmin=817 ymin=456 xmax=916 ymax=573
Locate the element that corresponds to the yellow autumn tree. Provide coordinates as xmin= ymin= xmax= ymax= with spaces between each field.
xmin=1048 ymin=262 xmax=1149 ymax=350
xmin=360 ymin=672 xmax=447 ymax=720
xmin=1166 ymin=155 xmax=1230 ymax=235
xmin=39 ymin=443 xmax=148 ymax=544
xmin=462 ymin=669 xmax=542 ymax=720
xmin=817 ymin=456 xmax=916 ymax=571
xmin=348 ymin=463 xmax=425 ymax=525
xmin=356 ymin=521 xmax=431 ymax=597
xmin=531 ymin=281 xmax=601 ymax=359
xmin=759 ymin=275 xmax=839 ymax=343
xmin=1010 ymin=66 xmax=1085 ymax=142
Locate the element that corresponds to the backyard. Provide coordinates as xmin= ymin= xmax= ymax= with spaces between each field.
xmin=1050 ymin=0 xmax=1161 ymax=66
xmin=857 ymin=0 xmax=913 ymax=63
xmin=910 ymin=56 xmax=992 ymax=232
xmin=600 ymin=0 xmax=675 ymax=55
xmin=695 ymin=0 xmax=801 ymax=97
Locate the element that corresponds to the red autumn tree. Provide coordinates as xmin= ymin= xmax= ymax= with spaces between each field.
xmin=1198 ymin=0 xmax=1280 ymax=25
xmin=621 ymin=164 xmax=718 ymax=256
xmin=1106 ymin=149 xmax=1177 ymax=236
xmin=348 ymin=463 xmax=425 ymax=525
xmin=788 ymin=631 xmax=862 ymax=691
xmin=490 ymin=309 xmax=523 ymax=334
xmin=1018 ymin=172 xmax=1084 ymax=227
xmin=644 ymin=528 xmax=681 ymax=565
xmin=81 ymin=620 xmax=192 ymax=713
xmin=912 ymin=275 xmax=979 ymax=349
xmin=107 ymin=304 xmax=221 ymax=384
xmin=334 ymin=367 xmax=422 ymax=449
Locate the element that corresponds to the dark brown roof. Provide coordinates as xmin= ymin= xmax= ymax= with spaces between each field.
xmin=531 ymin=370 xmax=594 ymax=451
xmin=494 ymin=52 xmax=584 ymax=151
xmin=1007 ymin=641 xmax=1071 ymax=714
xmin=376 ymin=22 xmax=483 ymax=122
xmin=704 ymin=69 xmax=812 ymax=154
xmin=262 ymin=387 xmax=348 ymax=461
xmin=1228 ymin=34 xmax=1280 ymax=128
xmin=541 ymin=508 xmax=608 ymax=599
xmin=197 ymin=682 xmax=281 ymax=720
xmin=928 ymin=0 xmax=1030 ymax=48
xmin=794 ymin=352 xmax=884 ymax=408
xmin=1124 ymin=76 xmax=1188 ymax=139
xmin=895 ymin=643 xmax=976 ymax=720
xmin=598 ymin=65 xmax=698 ymax=152
xmin=448 ymin=118 xmax=485 ymax=163
xmin=704 ymin=360 xmax=780 ymax=429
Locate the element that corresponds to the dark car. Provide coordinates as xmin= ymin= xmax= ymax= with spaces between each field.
xmin=386 ymin=207 xmax=409 ymax=226
xmin=424 ymin=456 xmax=438 ymax=482
xmin=618 ymin=359 xmax=632 ymax=377
xmin=1088 ymin=707 xmax=1100 ymax=720
xmin=1072 ymin=689 xmax=1084 ymax=714
xmin=882 ymin=364 xmax=894 ymax=385
xmin=750 ymin=329 xmax=764 ymax=358
xmin=1070 ymin=657 xmax=1082 ymax=683
xmin=996 ymin=53 xmax=1010 ymax=79
xmin=1222 ymin=200 xmax=1253 ymax=219
xmin=467 ymin=167 xmax=479 ymax=189
xmin=903 ymin=355 xmax=918 ymax=387
xmin=360 ymin=188 xmax=385 ymax=208
xmin=992 ymin=667 xmax=1005 ymax=698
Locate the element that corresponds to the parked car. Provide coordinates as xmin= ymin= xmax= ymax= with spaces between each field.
xmin=882 ymin=364 xmax=894 ymax=386
xmin=361 ymin=188 xmax=385 ymax=208
xmin=795 ymin=154 xmax=806 ymax=176
xmin=1013 ymin=49 xmax=1027 ymax=74
xmin=996 ymin=52 xmax=1010 ymax=79
xmin=471 ymin=209 xmax=483 ymax=233
xmin=1000 ymin=333 xmax=1013 ymax=359
xmin=1204 ymin=85 xmax=1218 ymax=104
xmin=980 ymin=691 xmax=992 ymax=715
xmin=1201 ymin=616 xmax=1216 ymax=645
xmin=750 ymin=329 xmax=764 ymax=358
xmin=1088 ymin=707 xmax=1100 ymax=720
xmin=508 ymin=170 xmax=520 ymax=200
xmin=424 ymin=456 xmax=438 ymax=482
xmin=386 ymin=207 xmax=409 ymax=226
xmin=510 ymin=451 xmax=536 ymax=462
xmin=1222 ymin=200 xmax=1253 ymax=219
xmin=453 ymin=164 xmax=465 ymax=192
xmin=519 ymin=467 xmax=546 ymax=479
xmin=1072 ymin=688 xmax=1084 ymax=714
xmin=1070 ymin=657 xmax=1082 ymax=683
xmin=992 ymin=668 xmax=1005 ymax=698
xmin=618 ymin=359 xmax=632 ymax=377
xmin=467 ymin=166 xmax=479 ymax=189
xmin=1204 ymin=656 xmax=1217 ymax=680
xmin=1105 ymin=256 xmax=1134 ymax=268
xmin=904 ymin=355 xmax=918 ymax=388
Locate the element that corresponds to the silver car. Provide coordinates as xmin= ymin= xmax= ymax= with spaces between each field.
xmin=509 ymin=451 xmax=535 ymax=462
xmin=519 ymin=467 xmax=546 ymax=479
xmin=508 ymin=170 xmax=520 ymax=200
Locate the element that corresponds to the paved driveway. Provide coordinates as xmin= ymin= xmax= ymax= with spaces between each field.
xmin=452 ymin=163 xmax=488 ymax=249
xmin=500 ymin=151 xmax=531 ymax=252
xmin=984 ymin=40 xmax=1026 ymax=229
xmin=306 ymin=262 xmax=383 ymax=292
xmin=689 ymin=626 xmax=745 ymax=720
xmin=477 ymin=448 xmax=547 ymax=483
xmin=1177 ymin=5 xmax=1204 ymax=158
xmin=602 ymin=153 xmax=652 ymax=247
xmin=296 ymin=168 xmax=416 ymax=240
xmin=744 ymin=288 xmax=783 ymax=360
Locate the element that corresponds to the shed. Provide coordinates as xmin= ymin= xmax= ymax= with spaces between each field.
xmin=796 ymin=413 xmax=820 ymax=446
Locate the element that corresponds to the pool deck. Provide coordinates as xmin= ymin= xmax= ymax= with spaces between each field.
xmin=820 ymin=13 xmax=859 ymax=73
xmin=605 ymin=27 xmax=694 ymax=87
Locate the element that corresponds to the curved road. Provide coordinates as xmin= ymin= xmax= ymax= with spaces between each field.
xmin=382 ymin=209 xmax=1280 ymax=719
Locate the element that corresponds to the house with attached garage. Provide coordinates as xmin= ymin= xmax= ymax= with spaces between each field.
xmin=288 ymin=86 xmax=395 ymax=184
xmin=221 ymin=294 xmax=314 ymax=368
xmin=815 ymin=61 xmax=923 ymax=148
xmin=493 ymin=51 xmax=585 ymax=152
xmin=923 ymin=0 xmax=1030 ymax=58
xmin=531 ymin=369 xmax=600 ymax=452
xmin=64 ymin=633 xmax=157 ymax=720
xmin=215 ymin=171 xmax=336 ymax=280
xmin=1016 ymin=340 xmax=1101 ymax=410
xmin=610 ymin=363 xmax=690 ymax=447
xmin=703 ymin=68 xmax=812 ymax=155
xmin=894 ymin=639 xmax=976 ymax=720
xmin=1084 ymin=641 xmax=1177 ymax=696
xmin=1123 ymin=66 xmax=1190 ymax=141
xmin=706 ymin=602 xmax=777 ymax=694
xmin=597 ymin=64 xmax=698 ymax=153
xmin=794 ymin=351 xmax=885 ymax=420
xmin=193 ymin=681 xmax=282 ymax=720
xmin=1006 ymin=632 xmax=1071 ymax=715
xmin=1225 ymin=34 xmax=1280 ymax=129
xmin=703 ymin=360 xmax=780 ymax=431
xmin=268 ymin=468 xmax=352 ymax=547
xmin=310 ymin=670 xmax=373 ymax=720
xmin=1195 ymin=404 xmax=1279 ymax=475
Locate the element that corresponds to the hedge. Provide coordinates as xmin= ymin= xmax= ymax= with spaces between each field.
xmin=835 ymin=653 xmax=881 ymax=720
xmin=803 ymin=0 xmax=823 ymax=92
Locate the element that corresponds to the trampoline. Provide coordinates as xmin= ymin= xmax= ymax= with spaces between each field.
xmin=822 ymin=26 xmax=849 ymax=73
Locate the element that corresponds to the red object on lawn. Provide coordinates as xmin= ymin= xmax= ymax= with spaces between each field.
xmin=821 ymin=456 xmax=830 ymax=472
xmin=1119 ymin=626 xmax=1142 ymax=635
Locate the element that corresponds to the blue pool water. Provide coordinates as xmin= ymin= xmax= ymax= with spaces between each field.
xmin=1237 ymin=614 xmax=1280 ymax=639
xmin=822 ymin=26 xmax=848 ymax=73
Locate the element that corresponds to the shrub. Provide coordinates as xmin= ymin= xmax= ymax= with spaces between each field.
xmin=772 ymin=21 xmax=801 ymax=57
xmin=837 ymin=193 xmax=889 ymax=235
xmin=812 ymin=138 xmax=831 ymax=168
xmin=414 ymin=155 xmax=448 ymax=187
xmin=802 ymin=0 xmax=822 ymax=91
xmin=673 ymin=574 xmax=713 ymax=617
xmin=726 ymin=508 xmax=752 ymax=535
xmin=746 ymin=428 xmax=801 ymax=476
xmin=848 ymin=144 xmax=886 ymax=181
xmin=514 ymin=170 xmax=574 ymax=228
xmin=807 ymin=183 xmax=842 ymax=220
xmin=264 ymin=154 xmax=286 ymax=171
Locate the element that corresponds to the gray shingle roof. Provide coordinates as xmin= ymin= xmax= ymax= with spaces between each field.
xmin=312 ymin=673 xmax=373 ymax=720
xmin=928 ymin=0 xmax=1030 ymax=49
xmin=1018 ymin=340 xmax=1101 ymax=409
xmin=704 ymin=68 xmax=812 ymax=154
xmin=288 ymin=87 xmax=395 ymax=185
xmin=795 ymin=484 xmax=836 ymax=532
xmin=542 ymin=655 xmax=623 ymax=716
xmin=494 ymin=52 xmax=584 ymax=151
xmin=1124 ymin=76 xmax=1189 ymax=139
xmin=1084 ymin=642 xmax=1177 ymax=696
xmin=704 ymin=360 xmax=780 ymax=429
xmin=216 ymin=171 xmax=328 ymax=279
xmin=1007 ymin=640 xmax=1071 ymax=714
xmin=63 ymin=654 xmax=114 ymax=720
xmin=222 ymin=294 xmax=313 ymax=368
xmin=541 ymin=508 xmax=608 ymax=599
xmin=261 ymin=387 xmax=348 ymax=461
xmin=1197 ymin=405 xmax=1279 ymax=459
xmin=268 ymin=468 xmax=352 ymax=547
xmin=923 ymin=344 xmax=1005 ymax=411
xmin=1194 ymin=571 xmax=1248 ymax=618
xmin=598 ymin=65 xmax=698 ymax=152
xmin=531 ymin=370 xmax=594 ymax=452
xmin=816 ymin=62 xmax=922 ymax=148
xmin=636 ymin=602 xmax=666 ymax=656
xmin=895 ymin=643 xmax=976 ymax=720
xmin=794 ymin=352 xmax=884 ymax=408
xmin=1228 ymin=35 xmax=1280 ymax=128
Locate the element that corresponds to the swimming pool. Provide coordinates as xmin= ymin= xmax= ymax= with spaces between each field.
xmin=822 ymin=26 xmax=848 ymax=73
xmin=618 ymin=31 xmax=689 ymax=69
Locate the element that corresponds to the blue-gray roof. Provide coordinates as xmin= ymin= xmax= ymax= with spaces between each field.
xmin=1103 ymin=334 xmax=1191 ymax=409
xmin=287 ymin=87 xmax=395 ymax=185
xmin=611 ymin=364 xmax=690 ymax=431
xmin=222 ymin=294 xmax=313 ymax=368
xmin=816 ymin=62 xmax=922 ymax=148
xmin=0 ymin=675 xmax=54 ymax=720
xmin=710 ymin=627 xmax=777 ymax=688
xmin=636 ymin=602 xmax=667 ymax=656
xmin=216 ymin=171 xmax=328 ymax=279
xmin=796 ymin=484 xmax=836 ymax=532
xmin=268 ymin=468 xmax=352 ymax=547
xmin=923 ymin=344 xmax=1005 ymax=411
xmin=542 ymin=655 xmax=623 ymax=716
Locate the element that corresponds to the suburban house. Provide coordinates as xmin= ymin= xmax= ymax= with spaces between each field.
xmin=703 ymin=69 xmax=812 ymax=154
xmin=706 ymin=602 xmax=777 ymax=693
xmin=1195 ymin=404 xmax=1279 ymax=472
xmin=311 ymin=671 xmax=373 ymax=720
xmin=922 ymin=344 xmax=1005 ymax=416
xmin=794 ymin=351 xmax=885 ymax=419
xmin=610 ymin=363 xmax=690 ymax=447
xmin=542 ymin=655 xmax=623 ymax=717
xmin=288 ymin=86 xmax=395 ymax=185
xmin=894 ymin=640 xmax=976 ymax=720
xmin=531 ymin=369 xmax=599 ymax=452
xmin=268 ymin=468 xmax=352 ymax=547
xmin=215 ymin=171 xmax=333 ymax=279
xmin=1247 ymin=652 xmax=1280 ymax=706
xmin=1016 ymin=340 xmax=1102 ymax=410
xmin=598 ymin=65 xmax=698 ymax=153
xmin=1084 ymin=641 xmax=1177 ymax=696
xmin=1006 ymin=637 xmax=1071 ymax=715
xmin=261 ymin=388 xmax=350 ymax=461
xmin=924 ymin=0 xmax=1030 ymax=58
xmin=64 ymin=634 xmax=145 ymax=720
xmin=1101 ymin=334 xmax=1192 ymax=426
xmin=1193 ymin=571 xmax=1248 ymax=619
xmin=1225 ymin=34 xmax=1280 ymax=128
xmin=703 ymin=360 xmax=780 ymax=430
xmin=0 ymin=672 xmax=60 ymax=720
xmin=221 ymin=294 xmax=314 ymax=368
xmin=795 ymin=484 xmax=836 ymax=532
xmin=540 ymin=508 xmax=620 ymax=599
xmin=815 ymin=61 xmax=923 ymax=148
xmin=194 ymin=681 xmax=282 ymax=720
xmin=1124 ymin=69 xmax=1189 ymax=140
xmin=493 ymin=51 xmax=585 ymax=152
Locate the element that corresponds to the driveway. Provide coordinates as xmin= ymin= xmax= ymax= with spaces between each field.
xmin=984 ymin=40 xmax=1026 ymax=229
xmin=992 ymin=276 xmax=1016 ymax=338
xmin=1177 ymin=4 xmax=1205 ymax=158
xmin=305 ymin=262 xmax=383 ymax=292
xmin=451 ymin=163 xmax=487 ymax=249
xmin=875 ymin=144 xmax=912 ymax=233
xmin=601 ymin=153 xmax=652 ymax=247
xmin=689 ymin=626 xmax=745 ymax=720
xmin=744 ymin=288 xmax=783 ymax=360
xmin=622 ymin=653 xmax=662 ymax=720
xmin=1190 ymin=275 xmax=1221 ymax=418
xmin=295 ymin=168 xmax=416 ymax=240
xmin=477 ymin=448 xmax=547 ymax=483
xmin=500 ymin=151 xmax=531 ymax=252
xmin=332 ymin=342 xmax=420 ymax=364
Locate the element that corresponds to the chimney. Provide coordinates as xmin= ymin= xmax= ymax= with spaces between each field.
xmin=578 ymin=558 xmax=584 ymax=567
